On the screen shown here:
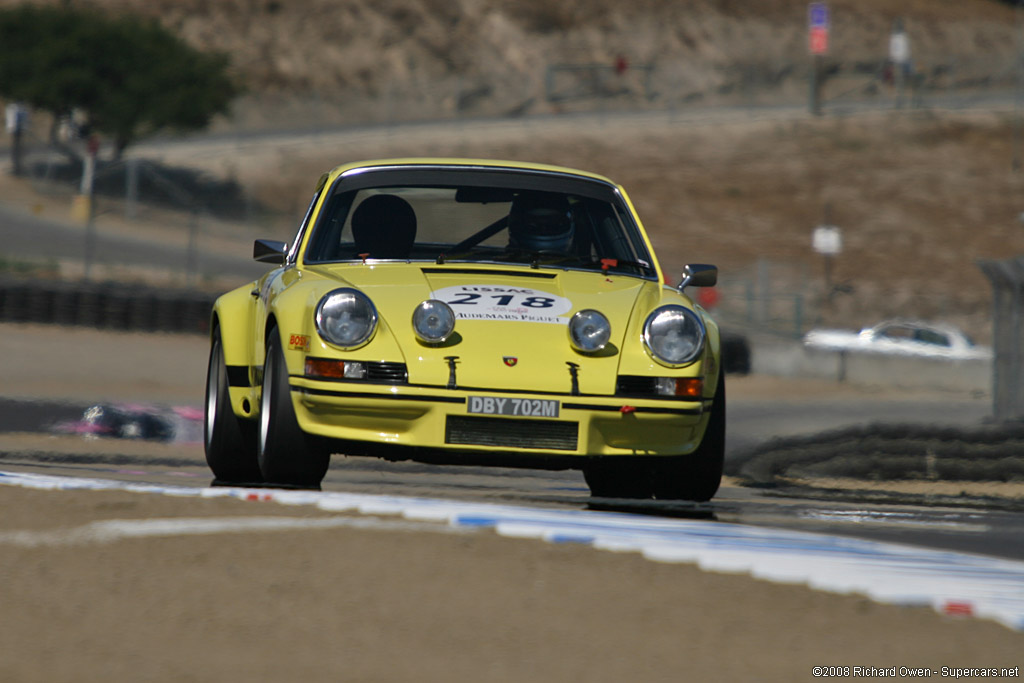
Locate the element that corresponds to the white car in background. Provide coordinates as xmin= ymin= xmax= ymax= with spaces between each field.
xmin=802 ymin=319 xmax=992 ymax=361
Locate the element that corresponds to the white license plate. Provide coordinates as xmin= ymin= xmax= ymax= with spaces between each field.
xmin=467 ymin=396 xmax=560 ymax=418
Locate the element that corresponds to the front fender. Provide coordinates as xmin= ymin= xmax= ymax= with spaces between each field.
xmin=211 ymin=282 xmax=258 ymax=368
xmin=266 ymin=276 xmax=409 ymax=379
xmin=616 ymin=284 xmax=720 ymax=385
xmin=210 ymin=281 xmax=260 ymax=418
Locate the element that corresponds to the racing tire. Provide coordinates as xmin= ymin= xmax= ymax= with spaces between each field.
xmin=204 ymin=330 xmax=262 ymax=484
xmin=650 ymin=371 xmax=726 ymax=502
xmin=258 ymin=328 xmax=330 ymax=488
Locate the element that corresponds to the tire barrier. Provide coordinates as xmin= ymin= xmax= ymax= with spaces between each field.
xmin=0 ymin=277 xmax=218 ymax=335
xmin=728 ymin=420 xmax=1024 ymax=490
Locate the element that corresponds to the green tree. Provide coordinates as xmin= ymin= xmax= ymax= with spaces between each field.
xmin=0 ymin=4 xmax=240 ymax=158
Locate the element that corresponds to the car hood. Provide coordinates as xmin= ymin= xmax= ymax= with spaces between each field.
xmin=306 ymin=262 xmax=660 ymax=394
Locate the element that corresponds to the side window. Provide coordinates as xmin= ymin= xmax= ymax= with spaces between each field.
xmin=287 ymin=190 xmax=322 ymax=264
xmin=879 ymin=325 xmax=912 ymax=341
xmin=305 ymin=191 xmax=357 ymax=262
xmin=915 ymin=329 xmax=951 ymax=347
xmin=590 ymin=201 xmax=643 ymax=262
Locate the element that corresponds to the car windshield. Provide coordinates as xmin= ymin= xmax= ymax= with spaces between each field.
xmin=303 ymin=168 xmax=656 ymax=279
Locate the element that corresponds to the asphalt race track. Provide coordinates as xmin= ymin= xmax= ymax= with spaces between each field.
xmin=2 ymin=435 xmax=1022 ymax=564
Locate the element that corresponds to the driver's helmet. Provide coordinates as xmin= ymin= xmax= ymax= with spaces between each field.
xmin=507 ymin=191 xmax=573 ymax=252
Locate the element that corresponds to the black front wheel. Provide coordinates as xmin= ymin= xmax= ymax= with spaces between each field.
xmin=583 ymin=372 xmax=726 ymax=502
xmin=257 ymin=328 xmax=330 ymax=488
xmin=650 ymin=372 xmax=726 ymax=502
xmin=204 ymin=329 xmax=262 ymax=485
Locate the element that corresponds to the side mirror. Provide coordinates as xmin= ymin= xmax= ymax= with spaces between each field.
xmin=677 ymin=263 xmax=717 ymax=292
xmin=254 ymin=239 xmax=288 ymax=264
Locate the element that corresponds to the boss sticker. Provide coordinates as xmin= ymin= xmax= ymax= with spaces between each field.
xmin=430 ymin=285 xmax=572 ymax=324
xmin=288 ymin=334 xmax=310 ymax=351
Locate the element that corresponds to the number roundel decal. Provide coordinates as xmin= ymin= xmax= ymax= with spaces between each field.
xmin=430 ymin=285 xmax=573 ymax=324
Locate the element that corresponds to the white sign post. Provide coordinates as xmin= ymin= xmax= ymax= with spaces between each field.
xmin=812 ymin=225 xmax=842 ymax=256
xmin=813 ymin=223 xmax=843 ymax=297
xmin=889 ymin=18 xmax=911 ymax=106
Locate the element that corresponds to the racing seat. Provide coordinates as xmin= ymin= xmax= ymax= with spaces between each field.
xmin=351 ymin=194 xmax=418 ymax=259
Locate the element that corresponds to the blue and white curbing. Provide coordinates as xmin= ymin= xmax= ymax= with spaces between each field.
xmin=2 ymin=469 xmax=1023 ymax=632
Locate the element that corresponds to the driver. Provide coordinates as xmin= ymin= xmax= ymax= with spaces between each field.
xmin=507 ymin=191 xmax=574 ymax=253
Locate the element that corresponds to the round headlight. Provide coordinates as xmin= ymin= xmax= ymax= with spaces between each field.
xmin=315 ymin=288 xmax=377 ymax=349
xmin=643 ymin=305 xmax=706 ymax=366
xmin=412 ymin=299 xmax=455 ymax=344
xmin=568 ymin=309 xmax=611 ymax=353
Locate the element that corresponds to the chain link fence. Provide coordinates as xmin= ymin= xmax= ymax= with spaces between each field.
xmin=711 ymin=260 xmax=812 ymax=340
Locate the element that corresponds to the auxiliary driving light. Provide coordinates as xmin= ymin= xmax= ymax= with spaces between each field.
xmin=412 ymin=299 xmax=456 ymax=344
xmin=568 ymin=309 xmax=611 ymax=353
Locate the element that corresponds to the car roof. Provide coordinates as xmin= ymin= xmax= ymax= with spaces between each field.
xmin=870 ymin=319 xmax=963 ymax=333
xmin=315 ymin=158 xmax=619 ymax=191
xmin=300 ymin=156 xmax=665 ymax=282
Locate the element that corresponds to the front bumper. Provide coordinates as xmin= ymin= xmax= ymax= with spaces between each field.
xmin=287 ymin=376 xmax=711 ymax=459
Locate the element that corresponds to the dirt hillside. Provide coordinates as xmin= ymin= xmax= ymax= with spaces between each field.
xmin=2 ymin=0 xmax=1019 ymax=125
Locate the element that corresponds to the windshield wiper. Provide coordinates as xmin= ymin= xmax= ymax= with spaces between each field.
xmin=433 ymin=250 xmax=652 ymax=275
xmin=520 ymin=255 xmax=654 ymax=274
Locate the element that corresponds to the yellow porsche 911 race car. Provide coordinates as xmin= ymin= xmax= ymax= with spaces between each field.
xmin=205 ymin=158 xmax=725 ymax=500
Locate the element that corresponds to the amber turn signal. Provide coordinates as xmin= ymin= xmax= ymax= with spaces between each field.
xmin=675 ymin=378 xmax=703 ymax=399
xmin=305 ymin=358 xmax=346 ymax=379
xmin=654 ymin=377 xmax=704 ymax=398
